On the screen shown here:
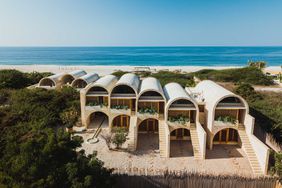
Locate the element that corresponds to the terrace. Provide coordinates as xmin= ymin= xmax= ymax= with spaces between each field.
xmin=110 ymin=85 xmax=137 ymax=115
xmin=138 ymin=91 xmax=165 ymax=119
xmin=167 ymin=99 xmax=196 ymax=129
xmin=86 ymin=86 xmax=109 ymax=110
xmin=213 ymin=97 xmax=246 ymax=130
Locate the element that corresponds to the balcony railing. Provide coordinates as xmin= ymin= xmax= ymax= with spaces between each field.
xmin=169 ymin=104 xmax=196 ymax=111
xmin=86 ymin=91 xmax=108 ymax=96
xmin=111 ymin=93 xmax=136 ymax=98
xmin=86 ymin=101 xmax=108 ymax=111
xmin=138 ymin=96 xmax=164 ymax=101
xmin=110 ymin=105 xmax=131 ymax=115
xmin=216 ymin=102 xmax=245 ymax=109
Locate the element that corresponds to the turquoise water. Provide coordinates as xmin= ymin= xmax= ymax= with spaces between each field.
xmin=0 ymin=47 xmax=281 ymax=66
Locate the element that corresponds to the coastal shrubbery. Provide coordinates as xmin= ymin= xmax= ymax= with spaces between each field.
xmin=193 ymin=67 xmax=274 ymax=85
xmin=0 ymin=69 xmax=52 ymax=89
xmin=0 ymin=86 xmax=114 ymax=187
xmin=234 ymin=83 xmax=282 ymax=143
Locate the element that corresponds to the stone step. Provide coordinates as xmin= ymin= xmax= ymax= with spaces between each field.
xmin=158 ymin=122 xmax=167 ymax=158
xmin=190 ymin=128 xmax=202 ymax=160
xmin=238 ymin=130 xmax=263 ymax=176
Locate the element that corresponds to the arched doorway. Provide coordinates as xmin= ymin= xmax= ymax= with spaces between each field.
xmin=72 ymin=79 xmax=87 ymax=89
xmin=88 ymin=112 xmax=109 ymax=129
xmin=170 ymin=128 xmax=193 ymax=157
xmin=137 ymin=118 xmax=159 ymax=151
xmin=112 ymin=115 xmax=130 ymax=129
xmin=61 ymin=75 xmax=75 ymax=85
xmin=39 ymin=78 xmax=56 ymax=87
xmin=138 ymin=118 xmax=159 ymax=133
xmin=213 ymin=128 xmax=239 ymax=145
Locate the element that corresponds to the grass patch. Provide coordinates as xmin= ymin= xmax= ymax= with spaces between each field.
xmin=193 ymin=67 xmax=274 ymax=85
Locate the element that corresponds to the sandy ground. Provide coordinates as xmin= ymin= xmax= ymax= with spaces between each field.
xmin=0 ymin=64 xmax=281 ymax=76
xmin=76 ymin=128 xmax=254 ymax=177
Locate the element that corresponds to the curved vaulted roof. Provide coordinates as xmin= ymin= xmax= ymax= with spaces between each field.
xmin=38 ymin=72 xmax=65 ymax=87
xmin=138 ymin=77 xmax=165 ymax=99
xmin=112 ymin=73 xmax=140 ymax=95
xmin=163 ymin=82 xmax=198 ymax=108
xmin=61 ymin=70 xmax=87 ymax=80
xmin=194 ymin=80 xmax=248 ymax=111
xmin=85 ymin=75 xmax=118 ymax=93
xmin=194 ymin=80 xmax=248 ymax=130
xmin=71 ymin=73 xmax=99 ymax=87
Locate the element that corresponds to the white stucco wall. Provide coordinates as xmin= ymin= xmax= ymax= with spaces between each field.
xmin=196 ymin=122 xmax=207 ymax=159
xmin=245 ymin=114 xmax=270 ymax=174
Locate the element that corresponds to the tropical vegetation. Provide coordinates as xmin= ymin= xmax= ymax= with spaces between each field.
xmin=193 ymin=67 xmax=273 ymax=85
xmin=0 ymin=72 xmax=114 ymax=187
xmin=0 ymin=69 xmax=52 ymax=89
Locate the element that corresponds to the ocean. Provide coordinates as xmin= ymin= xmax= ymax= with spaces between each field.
xmin=0 ymin=47 xmax=281 ymax=66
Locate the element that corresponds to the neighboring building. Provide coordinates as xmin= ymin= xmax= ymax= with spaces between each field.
xmin=38 ymin=72 xmax=66 ymax=89
xmin=79 ymin=73 xmax=269 ymax=176
xmin=38 ymin=70 xmax=88 ymax=89
xmin=71 ymin=72 xmax=99 ymax=89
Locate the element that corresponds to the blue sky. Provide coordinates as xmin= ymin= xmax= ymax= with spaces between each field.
xmin=0 ymin=0 xmax=282 ymax=46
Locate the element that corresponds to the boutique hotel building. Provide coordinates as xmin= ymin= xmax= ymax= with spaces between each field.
xmin=38 ymin=71 xmax=270 ymax=176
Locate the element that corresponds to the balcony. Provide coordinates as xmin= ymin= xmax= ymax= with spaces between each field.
xmin=110 ymin=105 xmax=131 ymax=115
xmin=213 ymin=115 xmax=239 ymax=132
xmin=85 ymin=101 xmax=108 ymax=111
xmin=137 ymin=107 xmax=160 ymax=120
xmin=167 ymin=115 xmax=191 ymax=129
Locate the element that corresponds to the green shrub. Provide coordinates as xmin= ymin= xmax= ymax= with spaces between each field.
xmin=271 ymin=152 xmax=282 ymax=177
xmin=235 ymin=83 xmax=262 ymax=102
xmin=168 ymin=115 xmax=190 ymax=125
xmin=88 ymin=101 xmax=108 ymax=107
xmin=111 ymin=105 xmax=129 ymax=110
xmin=248 ymin=60 xmax=267 ymax=69
xmin=193 ymin=67 xmax=273 ymax=85
xmin=0 ymin=88 xmax=113 ymax=187
xmin=0 ymin=69 xmax=53 ymax=89
xmin=215 ymin=115 xmax=236 ymax=124
xmin=111 ymin=127 xmax=128 ymax=149
xmin=0 ymin=69 xmax=31 ymax=89
xmin=138 ymin=107 xmax=157 ymax=114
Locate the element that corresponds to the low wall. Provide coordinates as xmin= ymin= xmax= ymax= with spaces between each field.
xmin=113 ymin=171 xmax=278 ymax=188
xmin=196 ymin=122 xmax=206 ymax=159
xmin=245 ymin=114 xmax=270 ymax=174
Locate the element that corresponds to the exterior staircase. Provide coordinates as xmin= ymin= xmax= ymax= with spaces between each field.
xmin=190 ymin=124 xmax=202 ymax=160
xmin=127 ymin=116 xmax=138 ymax=151
xmin=238 ymin=124 xmax=263 ymax=175
xmin=158 ymin=120 xmax=167 ymax=158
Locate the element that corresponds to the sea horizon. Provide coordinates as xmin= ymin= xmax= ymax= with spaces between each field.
xmin=0 ymin=46 xmax=281 ymax=66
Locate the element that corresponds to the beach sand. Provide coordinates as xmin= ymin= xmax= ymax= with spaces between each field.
xmin=0 ymin=64 xmax=281 ymax=75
